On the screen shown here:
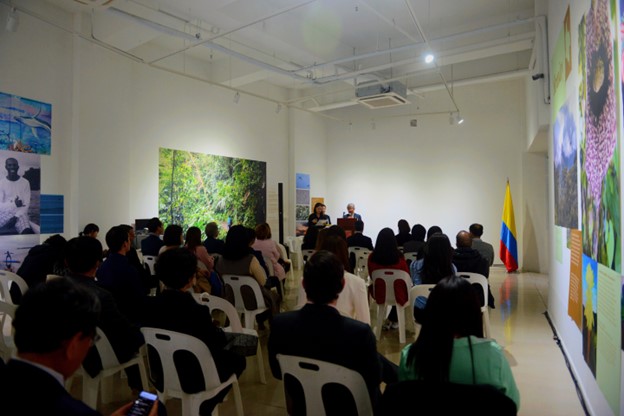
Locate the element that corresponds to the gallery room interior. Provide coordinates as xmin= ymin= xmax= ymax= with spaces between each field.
xmin=0 ymin=0 xmax=622 ymax=415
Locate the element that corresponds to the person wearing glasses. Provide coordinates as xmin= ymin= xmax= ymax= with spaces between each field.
xmin=0 ymin=278 xmax=157 ymax=415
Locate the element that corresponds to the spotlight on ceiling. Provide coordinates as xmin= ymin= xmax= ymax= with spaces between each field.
xmin=424 ymin=53 xmax=434 ymax=64
xmin=233 ymin=92 xmax=240 ymax=104
xmin=449 ymin=112 xmax=464 ymax=125
xmin=5 ymin=8 xmax=18 ymax=32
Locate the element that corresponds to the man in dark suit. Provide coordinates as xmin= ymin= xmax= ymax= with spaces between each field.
xmin=140 ymin=217 xmax=164 ymax=256
xmin=346 ymin=220 xmax=374 ymax=250
xmin=65 ymin=236 xmax=145 ymax=391
xmin=0 ymin=277 xmax=156 ymax=415
xmin=268 ymin=250 xmax=383 ymax=413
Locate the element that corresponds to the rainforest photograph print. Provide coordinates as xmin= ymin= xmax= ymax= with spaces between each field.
xmin=159 ymin=148 xmax=266 ymax=230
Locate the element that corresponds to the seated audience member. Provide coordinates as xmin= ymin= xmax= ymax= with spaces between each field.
xmin=301 ymin=225 xmax=319 ymax=250
xmin=343 ymin=202 xmax=362 ymax=220
xmin=120 ymin=224 xmax=153 ymax=290
xmin=395 ymin=219 xmax=412 ymax=247
xmin=185 ymin=226 xmax=215 ymax=271
xmin=97 ymin=226 xmax=146 ymax=323
xmin=470 ymin=223 xmax=495 ymax=266
xmin=141 ymin=217 xmax=164 ymax=256
xmin=215 ymin=225 xmax=280 ymax=327
xmin=453 ymin=230 xmax=495 ymax=308
xmin=307 ymin=202 xmax=331 ymax=228
xmin=402 ymin=224 xmax=426 ymax=257
xmin=410 ymin=233 xmax=456 ymax=285
xmin=0 ymin=278 xmax=157 ymax=416
xmin=346 ymin=220 xmax=374 ymax=250
xmin=297 ymin=234 xmax=370 ymax=325
xmin=142 ymin=248 xmax=245 ymax=415
xmin=269 ymin=251 xmax=385 ymax=413
xmin=426 ymin=225 xmax=443 ymax=241
xmin=203 ymin=221 xmax=225 ymax=255
xmin=17 ymin=234 xmax=67 ymax=288
xmin=65 ymin=236 xmax=144 ymax=391
xmin=398 ymin=275 xmax=519 ymax=410
xmin=79 ymin=223 xmax=99 ymax=238
xmin=368 ymin=227 xmax=410 ymax=330
xmin=158 ymin=224 xmax=183 ymax=255
xmin=246 ymin=227 xmax=276 ymax=290
xmin=253 ymin=223 xmax=288 ymax=282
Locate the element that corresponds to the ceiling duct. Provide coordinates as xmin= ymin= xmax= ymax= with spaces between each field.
xmin=356 ymin=81 xmax=410 ymax=109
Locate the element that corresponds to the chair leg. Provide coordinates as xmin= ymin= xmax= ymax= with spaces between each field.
xmin=375 ymin=304 xmax=385 ymax=339
xmin=482 ymin=309 xmax=491 ymax=338
xmin=138 ymin=357 xmax=150 ymax=391
xmin=397 ymin=305 xmax=406 ymax=344
xmin=243 ymin=312 xmax=254 ymax=330
xmin=255 ymin=342 xmax=267 ymax=384
xmin=81 ymin=375 xmax=100 ymax=409
xmin=231 ymin=379 xmax=244 ymax=416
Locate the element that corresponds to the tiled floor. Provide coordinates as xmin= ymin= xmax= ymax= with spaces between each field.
xmin=93 ymin=267 xmax=586 ymax=415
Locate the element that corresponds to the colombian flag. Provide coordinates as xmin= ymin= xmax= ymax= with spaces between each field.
xmin=500 ymin=181 xmax=518 ymax=272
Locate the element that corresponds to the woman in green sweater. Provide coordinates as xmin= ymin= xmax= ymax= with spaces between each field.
xmin=398 ymin=275 xmax=520 ymax=410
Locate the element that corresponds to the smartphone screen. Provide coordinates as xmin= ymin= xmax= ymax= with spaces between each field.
xmin=127 ymin=391 xmax=157 ymax=416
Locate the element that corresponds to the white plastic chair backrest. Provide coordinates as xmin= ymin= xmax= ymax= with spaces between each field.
xmin=0 ymin=271 xmax=28 ymax=304
xmin=456 ymin=273 xmax=488 ymax=309
xmin=371 ymin=269 xmax=412 ymax=306
xmin=403 ymin=252 xmax=419 ymax=263
xmin=262 ymin=255 xmax=275 ymax=277
xmin=141 ymin=327 xmax=222 ymax=393
xmin=143 ymin=256 xmax=157 ymax=276
xmin=408 ymin=285 xmax=435 ymax=312
xmin=0 ymin=301 xmax=16 ymax=359
xmin=192 ymin=292 xmax=244 ymax=332
xmin=91 ymin=327 xmax=122 ymax=369
xmin=277 ymin=243 xmax=289 ymax=261
xmin=46 ymin=274 xmax=64 ymax=282
xmin=276 ymin=354 xmax=373 ymax=416
xmin=222 ymin=274 xmax=267 ymax=312
xmin=348 ymin=247 xmax=371 ymax=269
xmin=301 ymin=249 xmax=315 ymax=263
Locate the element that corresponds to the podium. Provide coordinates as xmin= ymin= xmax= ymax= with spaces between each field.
xmin=337 ymin=218 xmax=356 ymax=238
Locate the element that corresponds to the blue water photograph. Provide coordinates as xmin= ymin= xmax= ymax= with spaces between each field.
xmin=0 ymin=92 xmax=51 ymax=155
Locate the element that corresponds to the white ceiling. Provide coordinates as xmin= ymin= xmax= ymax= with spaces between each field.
xmin=24 ymin=0 xmax=536 ymax=113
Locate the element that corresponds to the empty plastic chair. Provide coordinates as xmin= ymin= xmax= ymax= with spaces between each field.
xmin=276 ymin=354 xmax=374 ymax=416
xmin=141 ymin=327 xmax=243 ymax=416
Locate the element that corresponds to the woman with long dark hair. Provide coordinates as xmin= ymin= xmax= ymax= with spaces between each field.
xmin=185 ymin=226 xmax=214 ymax=271
xmin=398 ymin=275 xmax=519 ymax=409
xmin=158 ymin=224 xmax=183 ymax=255
xmin=216 ymin=225 xmax=280 ymax=326
xmin=368 ymin=227 xmax=410 ymax=330
xmin=395 ymin=219 xmax=412 ymax=247
xmin=410 ymin=233 xmax=455 ymax=285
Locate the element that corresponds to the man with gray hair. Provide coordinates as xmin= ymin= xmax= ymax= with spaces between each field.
xmin=343 ymin=202 xmax=362 ymax=220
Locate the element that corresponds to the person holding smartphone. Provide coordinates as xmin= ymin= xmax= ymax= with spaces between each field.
xmin=0 ymin=278 xmax=158 ymax=415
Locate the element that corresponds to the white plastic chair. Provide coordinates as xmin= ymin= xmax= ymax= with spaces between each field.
xmin=0 ymin=271 xmax=28 ymax=305
xmin=285 ymin=236 xmax=303 ymax=270
xmin=262 ymin=255 xmax=275 ymax=277
xmin=0 ymin=300 xmax=16 ymax=361
xmin=46 ymin=274 xmax=64 ymax=281
xmin=277 ymin=243 xmax=292 ymax=278
xmin=408 ymin=284 xmax=435 ymax=340
xmin=81 ymin=327 xmax=149 ymax=408
xmin=301 ymin=249 xmax=315 ymax=264
xmin=371 ymin=269 xmax=413 ymax=343
xmin=457 ymin=272 xmax=491 ymax=338
xmin=348 ymin=247 xmax=371 ymax=280
xmin=141 ymin=327 xmax=243 ymax=416
xmin=222 ymin=274 xmax=269 ymax=330
xmin=403 ymin=251 xmax=419 ymax=266
xmin=276 ymin=354 xmax=374 ymax=416
xmin=193 ymin=292 xmax=266 ymax=384
xmin=143 ymin=255 xmax=158 ymax=276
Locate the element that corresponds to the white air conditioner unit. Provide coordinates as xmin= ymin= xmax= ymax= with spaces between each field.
xmin=356 ymin=81 xmax=410 ymax=109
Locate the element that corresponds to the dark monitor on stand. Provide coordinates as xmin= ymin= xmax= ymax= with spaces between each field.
xmin=134 ymin=218 xmax=151 ymax=233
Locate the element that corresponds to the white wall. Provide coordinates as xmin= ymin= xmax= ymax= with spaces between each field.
xmin=324 ymin=79 xmax=547 ymax=271
xmin=0 ymin=4 xmax=292 ymax=240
